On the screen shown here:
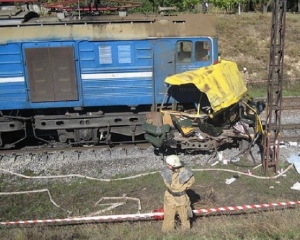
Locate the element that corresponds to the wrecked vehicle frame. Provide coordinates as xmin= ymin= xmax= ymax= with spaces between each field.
xmin=143 ymin=60 xmax=266 ymax=155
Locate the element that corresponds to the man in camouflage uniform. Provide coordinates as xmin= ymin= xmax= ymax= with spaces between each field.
xmin=161 ymin=155 xmax=195 ymax=232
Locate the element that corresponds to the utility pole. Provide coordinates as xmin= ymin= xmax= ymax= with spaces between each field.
xmin=262 ymin=0 xmax=286 ymax=174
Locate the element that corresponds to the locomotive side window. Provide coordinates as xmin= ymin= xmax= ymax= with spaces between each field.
xmin=195 ymin=41 xmax=210 ymax=61
xmin=177 ymin=41 xmax=192 ymax=63
xmin=98 ymin=46 xmax=112 ymax=64
xmin=118 ymin=45 xmax=132 ymax=64
xmin=98 ymin=44 xmax=133 ymax=65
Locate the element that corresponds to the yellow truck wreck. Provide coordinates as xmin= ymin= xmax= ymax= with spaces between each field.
xmin=143 ymin=60 xmax=265 ymax=153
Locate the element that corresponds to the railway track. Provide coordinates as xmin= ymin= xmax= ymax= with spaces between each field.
xmin=0 ymin=124 xmax=298 ymax=158
xmin=0 ymin=96 xmax=299 ymax=157
xmin=255 ymin=96 xmax=300 ymax=142
xmin=254 ymin=96 xmax=300 ymax=110
xmin=280 ymin=123 xmax=300 ymax=142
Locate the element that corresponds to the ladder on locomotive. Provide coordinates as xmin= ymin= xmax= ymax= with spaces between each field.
xmin=262 ymin=0 xmax=286 ymax=174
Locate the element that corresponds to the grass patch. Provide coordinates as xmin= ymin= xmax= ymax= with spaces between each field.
xmin=217 ymin=12 xmax=300 ymax=90
xmin=1 ymin=159 xmax=300 ymax=239
xmin=246 ymin=83 xmax=268 ymax=98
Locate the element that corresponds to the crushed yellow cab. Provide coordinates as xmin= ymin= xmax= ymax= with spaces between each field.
xmin=143 ymin=60 xmax=265 ymax=153
xmin=165 ymin=60 xmax=247 ymax=114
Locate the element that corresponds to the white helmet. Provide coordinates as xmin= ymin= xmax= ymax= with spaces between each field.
xmin=166 ymin=155 xmax=182 ymax=168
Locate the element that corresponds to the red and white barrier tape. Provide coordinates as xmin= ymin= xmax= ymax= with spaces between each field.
xmin=1 ymin=200 xmax=300 ymax=226
xmin=0 ymin=212 xmax=163 ymax=226
xmin=192 ymin=200 xmax=300 ymax=214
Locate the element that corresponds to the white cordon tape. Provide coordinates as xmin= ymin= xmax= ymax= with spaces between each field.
xmin=1 ymin=200 xmax=300 ymax=226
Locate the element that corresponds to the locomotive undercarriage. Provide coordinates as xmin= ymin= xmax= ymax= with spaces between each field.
xmin=0 ymin=117 xmax=27 ymax=148
xmin=34 ymin=111 xmax=146 ymax=146
xmin=0 ymin=110 xmax=146 ymax=149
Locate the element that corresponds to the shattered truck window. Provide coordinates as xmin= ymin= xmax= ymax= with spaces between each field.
xmin=177 ymin=41 xmax=192 ymax=63
xmin=195 ymin=41 xmax=210 ymax=61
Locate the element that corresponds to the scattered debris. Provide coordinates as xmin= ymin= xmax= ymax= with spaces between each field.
xmin=289 ymin=142 xmax=298 ymax=146
xmin=223 ymin=159 xmax=229 ymax=165
xmin=211 ymin=151 xmax=224 ymax=166
xmin=225 ymin=177 xmax=237 ymax=184
xmin=211 ymin=161 xmax=219 ymax=166
xmin=230 ymin=157 xmax=240 ymax=163
xmin=218 ymin=151 xmax=223 ymax=161
xmin=287 ymin=154 xmax=300 ymax=173
xmin=291 ymin=182 xmax=300 ymax=191
xmin=243 ymin=170 xmax=252 ymax=175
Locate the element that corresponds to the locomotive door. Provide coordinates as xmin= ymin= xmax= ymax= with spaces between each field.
xmin=24 ymin=46 xmax=78 ymax=102
xmin=154 ymin=40 xmax=175 ymax=106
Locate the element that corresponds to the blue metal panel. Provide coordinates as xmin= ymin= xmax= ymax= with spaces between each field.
xmin=0 ymin=43 xmax=23 ymax=77
xmin=79 ymin=40 xmax=154 ymax=107
xmin=82 ymin=76 xmax=152 ymax=105
xmin=0 ymin=37 xmax=219 ymax=111
xmin=212 ymin=37 xmax=219 ymax=64
xmin=0 ymin=83 xmax=27 ymax=110
xmin=0 ymin=43 xmax=27 ymax=109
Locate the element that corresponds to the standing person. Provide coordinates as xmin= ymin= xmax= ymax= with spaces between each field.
xmin=202 ymin=0 xmax=208 ymax=13
xmin=161 ymin=155 xmax=195 ymax=232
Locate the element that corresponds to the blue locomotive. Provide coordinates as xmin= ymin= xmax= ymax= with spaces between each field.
xmin=0 ymin=8 xmax=218 ymax=148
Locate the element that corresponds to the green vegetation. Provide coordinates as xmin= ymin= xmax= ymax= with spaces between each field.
xmin=130 ymin=0 xmax=298 ymax=14
xmin=1 ymin=160 xmax=300 ymax=239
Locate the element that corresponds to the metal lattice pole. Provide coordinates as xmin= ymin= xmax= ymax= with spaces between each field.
xmin=262 ymin=0 xmax=286 ymax=174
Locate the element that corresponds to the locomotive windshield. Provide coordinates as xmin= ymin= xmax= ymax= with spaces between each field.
xmin=195 ymin=41 xmax=210 ymax=62
xmin=177 ymin=41 xmax=192 ymax=63
xmin=177 ymin=40 xmax=211 ymax=64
